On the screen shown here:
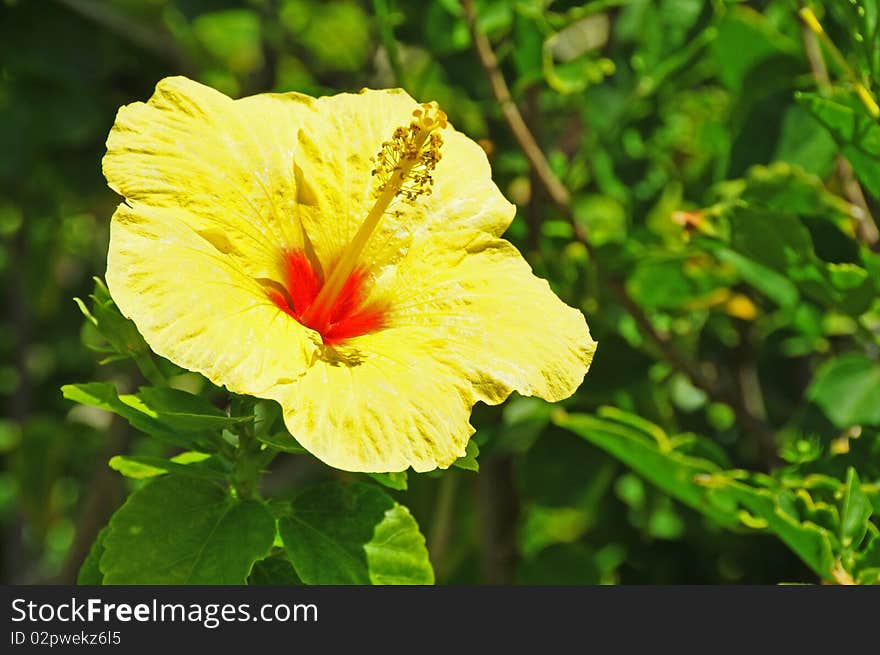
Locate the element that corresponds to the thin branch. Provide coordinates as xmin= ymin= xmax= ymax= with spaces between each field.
xmin=427 ymin=471 xmax=459 ymax=582
xmin=373 ymin=0 xmax=407 ymax=88
xmin=461 ymin=0 xmax=779 ymax=468
xmin=461 ymin=0 xmax=570 ymax=211
xmin=799 ymin=9 xmax=879 ymax=247
xmin=54 ymin=0 xmax=195 ymax=74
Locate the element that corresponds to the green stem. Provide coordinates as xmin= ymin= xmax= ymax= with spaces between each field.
xmin=132 ymin=351 xmax=168 ymax=387
xmin=229 ymin=397 xmax=260 ymax=499
xmin=373 ymin=0 xmax=407 ymax=88
xmin=228 ymin=396 xmax=281 ymax=499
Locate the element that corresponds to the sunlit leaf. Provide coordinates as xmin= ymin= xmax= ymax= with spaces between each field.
xmin=808 ymin=353 xmax=880 ymax=427
xmin=553 ymin=410 xmax=739 ymax=526
xmin=797 ymin=92 xmax=880 ymax=199
xmin=62 ymin=382 xmax=245 ymax=451
xmin=698 ymin=473 xmax=837 ymax=579
xmin=100 ymin=476 xmax=275 ymax=584
xmin=279 ymin=483 xmax=433 ymax=585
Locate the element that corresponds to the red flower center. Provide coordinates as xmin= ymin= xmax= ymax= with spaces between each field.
xmin=267 ymin=251 xmax=386 ymax=345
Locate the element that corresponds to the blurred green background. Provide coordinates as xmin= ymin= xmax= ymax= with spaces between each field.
xmin=2 ymin=0 xmax=879 ymax=584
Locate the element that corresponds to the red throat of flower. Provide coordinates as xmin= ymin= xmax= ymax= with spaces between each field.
xmin=268 ymin=251 xmax=386 ymax=345
xmin=270 ymin=102 xmax=447 ymax=345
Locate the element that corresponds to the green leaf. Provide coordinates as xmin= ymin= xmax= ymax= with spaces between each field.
xmin=279 ymin=483 xmax=434 ymax=585
xmin=716 ymin=204 xmax=872 ymax=313
xmin=698 ymin=474 xmax=837 ymax=579
xmin=193 ymin=9 xmax=263 ymax=74
xmin=62 ymin=382 xmax=243 ymax=451
xmin=840 ymin=468 xmax=873 ymax=550
xmin=855 ymin=528 xmax=880 ymax=584
xmin=75 ymin=278 xmax=147 ymax=356
xmin=808 ymin=353 xmax=880 ymax=427
xmin=108 ymin=453 xmax=226 ymax=481
xmin=711 ymin=6 xmax=796 ymax=93
xmin=256 ymin=430 xmax=308 ymax=454
xmin=553 ymin=409 xmax=739 ymax=526
xmin=774 ymin=104 xmax=838 ymax=176
xmin=797 ymin=92 xmax=880 ymax=199
xmin=519 ymin=504 xmax=594 ymax=559
xmin=573 ymin=194 xmax=628 ymax=246
xmin=453 ymin=439 xmax=480 ymax=472
xmin=367 ymin=471 xmax=408 ymax=491
xmin=248 ymin=554 xmax=302 ymax=585
xmin=100 ymin=476 xmax=275 ymax=584
xmin=728 ymin=208 xmax=814 ymax=272
xmin=626 ymin=257 xmax=705 ymax=310
xmin=285 ymin=1 xmax=371 ymax=73
xmin=77 ymin=526 xmax=108 ymax=585
xmin=75 ymin=278 xmax=167 ymax=384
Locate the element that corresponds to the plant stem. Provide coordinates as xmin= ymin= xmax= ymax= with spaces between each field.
xmin=53 ymin=0 xmax=195 ymax=74
xmin=229 ymin=398 xmax=266 ymax=500
xmin=373 ymin=0 xmax=407 ymax=88
xmin=799 ymin=6 xmax=880 ymax=248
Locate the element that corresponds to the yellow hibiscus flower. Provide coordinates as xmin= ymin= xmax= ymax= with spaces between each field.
xmin=103 ymin=76 xmax=596 ymax=473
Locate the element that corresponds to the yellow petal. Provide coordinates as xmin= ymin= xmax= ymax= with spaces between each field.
xmin=385 ymin=231 xmax=597 ymax=404
xmin=293 ymin=88 xmax=514 ymax=273
xmin=270 ymin=341 xmax=476 ymax=473
xmin=107 ymin=202 xmax=317 ymax=395
xmin=104 ymin=77 xmax=321 ymax=393
xmin=104 ymin=76 xmax=315 ymax=280
xmin=104 ymin=78 xmax=595 ymax=474
xmin=274 ymin=231 xmax=595 ymax=472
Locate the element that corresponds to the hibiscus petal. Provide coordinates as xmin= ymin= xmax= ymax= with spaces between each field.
xmin=103 ymin=76 xmax=316 ymax=280
xmin=293 ymin=88 xmax=515 ymax=272
xmin=385 ymin=232 xmax=596 ymax=405
xmin=104 ymin=77 xmax=327 ymax=393
xmin=273 ymin=232 xmax=595 ymax=473
xmin=270 ymin=343 xmax=475 ymax=473
xmin=107 ymin=202 xmax=317 ymax=395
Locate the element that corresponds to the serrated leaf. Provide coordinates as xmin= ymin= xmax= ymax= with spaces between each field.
xmin=808 ymin=353 xmax=880 ymax=427
xmin=255 ymin=430 xmax=308 ymax=454
xmin=553 ymin=410 xmax=739 ymax=526
xmin=279 ymin=483 xmax=434 ymax=585
xmin=100 ymin=476 xmax=275 ymax=584
xmin=453 ymin=439 xmax=479 ymax=471
xmin=135 ymin=387 xmax=248 ymax=431
xmin=78 ymin=278 xmax=149 ymax=356
xmin=108 ymin=453 xmax=225 ymax=481
xmin=76 ymin=279 xmax=167 ymax=383
xmin=700 ymin=474 xmax=837 ymax=579
xmin=62 ymin=382 xmax=241 ymax=451
xmin=77 ymin=526 xmax=108 ymax=585
xmin=367 ymin=471 xmax=408 ymax=491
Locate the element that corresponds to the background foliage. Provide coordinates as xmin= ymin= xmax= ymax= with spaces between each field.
xmin=1 ymin=0 xmax=879 ymax=584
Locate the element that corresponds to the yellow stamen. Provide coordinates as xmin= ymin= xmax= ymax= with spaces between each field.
xmin=300 ymin=103 xmax=447 ymax=329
